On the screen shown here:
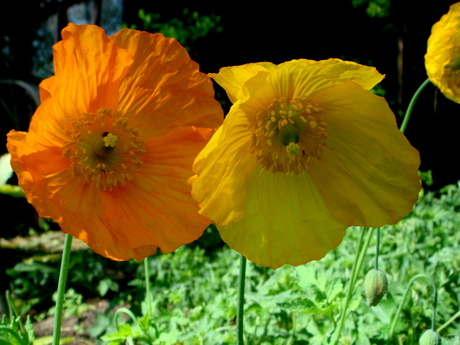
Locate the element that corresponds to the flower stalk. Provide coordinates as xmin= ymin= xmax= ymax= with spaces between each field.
xmin=52 ymin=233 xmax=73 ymax=345
xmin=144 ymin=257 xmax=152 ymax=316
xmin=331 ymin=227 xmax=374 ymax=344
xmin=374 ymin=228 xmax=380 ymax=270
xmin=237 ymin=254 xmax=247 ymax=345
xmin=387 ymin=274 xmax=438 ymax=344
xmin=400 ymin=78 xmax=431 ymax=134
xmin=437 ymin=309 xmax=460 ymax=333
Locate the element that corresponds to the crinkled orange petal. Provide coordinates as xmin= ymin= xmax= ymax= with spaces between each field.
xmin=308 ymin=82 xmax=421 ymax=227
xmin=97 ymin=126 xmax=213 ymax=258
xmin=41 ymin=172 xmax=158 ymax=261
xmin=111 ymin=29 xmax=223 ymax=139
xmin=27 ymin=24 xmax=133 ymax=148
xmin=50 ymin=23 xmax=133 ymax=115
xmin=7 ymin=131 xmax=137 ymax=259
xmin=8 ymin=126 xmax=214 ymax=261
xmin=218 ymin=166 xmax=348 ymax=269
xmin=7 ymin=130 xmax=70 ymax=216
xmin=191 ymin=103 xmax=257 ymax=225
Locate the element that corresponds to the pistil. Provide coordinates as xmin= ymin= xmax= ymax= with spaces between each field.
xmin=62 ymin=109 xmax=145 ymax=191
xmin=249 ymin=97 xmax=327 ymax=173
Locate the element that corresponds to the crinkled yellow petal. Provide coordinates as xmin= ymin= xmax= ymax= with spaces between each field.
xmin=191 ymin=103 xmax=258 ymax=225
xmin=308 ymin=82 xmax=421 ymax=227
xmin=266 ymin=59 xmax=384 ymax=101
xmin=425 ymin=2 xmax=460 ymax=103
xmin=209 ymin=62 xmax=275 ymax=103
xmin=111 ymin=29 xmax=223 ymax=139
xmin=296 ymin=59 xmax=385 ymax=90
xmin=210 ymin=59 xmax=382 ymax=106
xmin=218 ymin=166 xmax=348 ymax=269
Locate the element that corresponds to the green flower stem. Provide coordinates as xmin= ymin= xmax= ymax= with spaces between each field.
xmin=237 ymin=254 xmax=247 ymax=345
xmin=437 ymin=309 xmax=460 ymax=333
xmin=374 ymin=228 xmax=380 ymax=270
xmin=331 ymin=227 xmax=374 ymax=344
xmin=5 ymin=291 xmax=13 ymax=320
xmin=114 ymin=307 xmax=139 ymax=329
xmin=400 ymin=78 xmax=431 ymax=134
xmin=144 ymin=257 xmax=152 ymax=316
xmin=387 ymin=274 xmax=438 ymax=343
xmin=52 ymin=233 xmax=73 ymax=345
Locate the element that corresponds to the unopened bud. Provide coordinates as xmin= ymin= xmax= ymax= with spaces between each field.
xmin=364 ymin=269 xmax=388 ymax=306
xmin=419 ymin=329 xmax=441 ymax=345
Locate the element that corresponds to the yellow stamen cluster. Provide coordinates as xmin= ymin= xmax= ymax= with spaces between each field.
xmin=62 ymin=108 xmax=146 ymax=191
xmin=249 ymin=97 xmax=327 ymax=173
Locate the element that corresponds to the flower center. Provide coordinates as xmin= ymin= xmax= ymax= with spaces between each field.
xmin=62 ymin=108 xmax=146 ymax=191
xmin=249 ymin=97 xmax=327 ymax=173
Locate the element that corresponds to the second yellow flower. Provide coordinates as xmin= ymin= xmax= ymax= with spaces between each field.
xmin=190 ymin=59 xmax=421 ymax=269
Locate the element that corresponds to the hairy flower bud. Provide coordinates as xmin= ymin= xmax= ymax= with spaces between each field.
xmin=364 ymin=269 xmax=388 ymax=306
xmin=419 ymin=329 xmax=441 ymax=345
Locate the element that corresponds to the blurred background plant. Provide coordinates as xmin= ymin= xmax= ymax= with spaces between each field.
xmin=2 ymin=182 xmax=459 ymax=344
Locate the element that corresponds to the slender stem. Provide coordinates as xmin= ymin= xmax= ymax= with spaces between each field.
xmin=144 ymin=257 xmax=152 ymax=316
xmin=331 ymin=227 xmax=373 ymax=344
xmin=374 ymin=228 xmax=380 ymax=270
xmin=431 ymin=286 xmax=438 ymax=331
xmin=5 ymin=291 xmax=13 ymax=320
xmin=387 ymin=274 xmax=437 ymax=343
xmin=399 ymin=78 xmax=431 ymax=134
xmin=5 ymin=291 xmax=25 ymax=334
xmin=52 ymin=234 xmax=73 ymax=345
xmin=437 ymin=310 xmax=460 ymax=333
xmin=237 ymin=254 xmax=247 ymax=345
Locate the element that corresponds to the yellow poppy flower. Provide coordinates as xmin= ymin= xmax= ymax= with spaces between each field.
xmin=190 ymin=59 xmax=421 ymax=269
xmin=425 ymin=2 xmax=460 ymax=103
xmin=7 ymin=23 xmax=223 ymax=261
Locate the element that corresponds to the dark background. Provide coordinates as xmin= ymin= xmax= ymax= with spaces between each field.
xmin=0 ymin=0 xmax=458 ymax=191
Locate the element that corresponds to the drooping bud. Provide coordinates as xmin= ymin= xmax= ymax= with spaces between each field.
xmin=419 ymin=329 xmax=441 ymax=345
xmin=364 ymin=269 xmax=388 ymax=306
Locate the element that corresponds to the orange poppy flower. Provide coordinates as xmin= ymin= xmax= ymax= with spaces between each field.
xmin=7 ymin=23 xmax=223 ymax=261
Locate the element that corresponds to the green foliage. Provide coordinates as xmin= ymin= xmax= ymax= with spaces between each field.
xmin=95 ymin=181 xmax=460 ymax=344
xmin=420 ymin=170 xmax=434 ymax=187
xmin=49 ymin=288 xmax=89 ymax=318
xmin=0 ymin=292 xmax=34 ymax=345
xmin=352 ymin=0 xmax=392 ymax=18
xmin=5 ymin=182 xmax=460 ymax=344
xmin=124 ymin=8 xmax=222 ymax=50
xmin=0 ymin=184 xmax=25 ymax=198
